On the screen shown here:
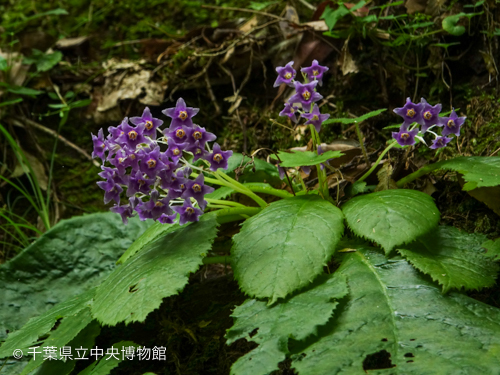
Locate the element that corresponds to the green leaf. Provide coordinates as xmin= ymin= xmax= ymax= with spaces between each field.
xmin=92 ymin=213 xmax=219 ymax=325
xmin=322 ymin=108 xmax=386 ymax=126
xmin=269 ymin=150 xmax=343 ymax=168
xmin=231 ymin=195 xmax=344 ymax=303
xmin=77 ymin=341 xmax=139 ymax=375
xmin=342 ymin=189 xmax=440 ymax=255
xmin=0 ymin=213 xmax=148 ymax=341
xmin=7 ymin=86 xmax=43 ymax=96
xmin=225 ymin=153 xmax=281 ymax=185
xmin=0 ymin=55 xmax=8 ymax=71
xmin=248 ymin=1 xmax=277 ymax=10
xmin=321 ymin=4 xmax=350 ymax=30
xmin=226 ymin=273 xmax=348 ymax=375
xmin=442 ymin=13 xmax=466 ymax=36
xmin=434 ymin=156 xmax=500 ymax=190
xmin=292 ymin=244 xmax=500 ymax=374
xmin=19 ymin=308 xmax=95 ymax=375
xmin=205 ymin=186 xmax=234 ymax=201
xmin=482 ymin=238 xmax=500 ymax=259
xmin=397 ymin=226 xmax=498 ymax=293
xmin=0 ymin=288 xmax=95 ymax=358
xmin=117 ymin=220 xmax=182 ymax=264
xmin=0 ymin=98 xmax=23 ymax=107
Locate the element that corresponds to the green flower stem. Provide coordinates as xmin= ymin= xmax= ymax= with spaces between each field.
xmin=355 ymin=121 xmax=370 ymax=166
xmin=205 ymin=198 xmax=246 ymax=207
xmin=215 ymin=171 xmax=267 ymax=208
xmin=214 ymin=206 xmax=261 ymax=224
xmin=357 ymin=140 xmax=397 ymax=183
xmin=310 ymin=124 xmax=328 ymax=198
xmin=203 ymin=176 xmax=229 ymax=186
xmin=395 ymin=161 xmax=442 ymax=188
xmin=243 ymin=184 xmax=294 ymax=199
xmin=202 ymin=256 xmax=231 ymax=265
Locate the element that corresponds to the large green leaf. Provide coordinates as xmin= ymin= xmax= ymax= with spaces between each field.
xmin=398 ymin=226 xmax=498 ymax=293
xmin=292 ymin=243 xmax=500 ymax=374
xmin=19 ymin=308 xmax=95 ymax=375
xmin=270 ymin=150 xmax=343 ymax=168
xmin=0 ymin=288 xmax=95 ymax=358
xmin=92 ymin=213 xmax=219 ymax=325
xmin=231 ymin=195 xmax=344 ymax=303
xmin=0 ymin=213 xmax=148 ymax=341
xmin=434 ymin=156 xmax=500 ymax=190
xmin=226 ymin=273 xmax=348 ymax=375
xmin=342 ymin=189 xmax=440 ymax=255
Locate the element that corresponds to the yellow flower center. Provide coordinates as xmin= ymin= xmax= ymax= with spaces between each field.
xmin=129 ymin=154 xmax=136 ymax=160
xmin=173 ymin=148 xmax=181 ymax=156
xmin=180 ymin=184 xmax=185 ymax=189
xmin=186 ymin=207 xmax=195 ymax=214
xmin=313 ymin=70 xmax=319 ymax=76
xmin=312 ymin=115 xmax=319 ymax=121
xmin=193 ymin=131 xmax=202 ymax=140
xmin=128 ymin=130 xmax=138 ymax=140
xmin=155 ymin=201 xmax=164 ymax=207
xmin=406 ymin=109 xmax=415 ymax=118
xmin=302 ymin=91 xmax=311 ymax=101
xmin=424 ymin=111 xmax=432 ymax=120
xmin=145 ymin=120 xmax=154 ymax=130
xmin=284 ymin=72 xmax=292 ymax=80
xmin=147 ymin=159 xmax=156 ymax=168
xmin=213 ymin=153 xmax=223 ymax=163
xmin=179 ymin=111 xmax=188 ymax=120
xmin=176 ymin=129 xmax=186 ymax=139
xmin=193 ymin=183 xmax=202 ymax=193
xmin=401 ymin=133 xmax=410 ymax=140
xmin=118 ymin=157 xmax=125 ymax=164
xmin=447 ymin=119 xmax=455 ymax=128
xmin=138 ymin=179 xmax=145 ymax=186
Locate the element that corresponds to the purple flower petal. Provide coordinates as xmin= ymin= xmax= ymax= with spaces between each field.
xmin=430 ymin=136 xmax=453 ymax=149
xmin=301 ymin=59 xmax=329 ymax=86
xmin=181 ymin=174 xmax=214 ymax=210
xmin=204 ymin=143 xmax=233 ymax=172
xmin=440 ymin=109 xmax=466 ymax=137
xmin=172 ymin=199 xmax=203 ymax=225
xmin=130 ymin=107 xmax=163 ymax=139
xmin=162 ymin=97 xmax=199 ymax=129
xmin=301 ymin=104 xmax=330 ymax=133
xmin=392 ymin=125 xmax=419 ymax=146
xmin=273 ymin=61 xmax=296 ymax=88
xmin=393 ymin=97 xmax=424 ymax=127
xmin=289 ymin=81 xmax=323 ymax=112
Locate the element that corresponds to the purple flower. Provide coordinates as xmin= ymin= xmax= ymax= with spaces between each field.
xmin=301 ymin=60 xmax=329 ymax=86
xmin=186 ymin=125 xmax=216 ymax=147
xmin=301 ymin=104 xmax=330 ymax=133
xmin=139 ymin=147 xmax=166 ymax=178
xmin=164 ymin=126 xmax=189 ymax=145
xmin=317 ymin=145 xmax=332 ymax=170
xmin=204 ymin=143 xmax=233 ymax=172
xmin=302 ymin=166 xmax=311 ymax=176
xmin=115 ymin=119 xmax=147 ymax=150
xmin=279 ymin=103 xmax=299 ymax=123
xmin=130 ymin=107 xmax=163 ymax=140
xmin=289 ymin=81 xmax=323 ymax=111
xmin=392 ymin=126 xmax=419 ymax=146
xmin=158 ymin=213 xmax=177 ymax=224
xmin=181 ymin=174 xmax=214 ymax=210
xmin=110 ymin=203 xmax=134 ymax=224
xmin=127 ymin=170 xmax=154 ymax=197
xmin=161 ymin=169 xmax=187 ymax=194
xmin=185 ymin=141 xmax=207 ymax=161
xmin=107 ymin=118 xmax=126 ymax=140
xmin=136 ymin=189 xmax=173 ymax=221
xmin=173 ymin=199 xmax=203 ymax=225
xmin=91 ymin=128 xmax=107 ymax=161
xmin=108 ymin=149 xmax=139 ymax=175
xmin=98 ymin=166 xmax=127 ymax=185
xmin=277 ymin=164 xmax=285 ymax=180
xmin=393 ymin=98 xmax=424 ymax=127
xmin=430 ymin=136 xmax=452 ymax=149
xmin=165 ymin=141 xmax=185 ymax=164
xmin=420 ymin=98 xmax=442 ymax=133
xmin=163 ymin=98 xmax=199 ymax=129
xmin=440 ymin=109 xmax=466 ymax=137
xmin=274 ymin=61 xmax=296 ymax=88
xmin=97 ymin=179 xmax=123 ymax=204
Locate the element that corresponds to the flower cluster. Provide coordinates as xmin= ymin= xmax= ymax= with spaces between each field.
xmin=276 ymin=60 xmax=330 ymax=133
xmin=91 ymin=98 xmax=232 ymax=225
xmin=392 ymin=97 xmax=466 ymax=149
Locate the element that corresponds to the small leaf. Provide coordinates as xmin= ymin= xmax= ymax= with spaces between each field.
xmin=442 ymin=13 xmax=466 ymax=36
xmin=292 ymin=243 xmax=500 ymax=374
xmin=322 ymin=108 xmax=386 ymax=125
xmin=342 ymin=189 xmax=440 ymax=254
xmin=482 ymin=238 xmax=500 ymax=259
xmin=227 ymin=273 xmax=348 ymax=375
xmin=321 ymin=4 xmax=350 ymax=30
xmin=270 ymin=150 xmax=343 ymax=168
xmin=0 ymin=55 xmax=8 ymax=71
xmin=231 ymin=195 xmax=344 ymax=303
xmin=92 ymin=214 xmax=219 ymax=325
xmin=434 ymin=156 xmax=500 ymax=190
xmin=398 ymin=226 xmax=498 ymax=293
xmin=225 ymin=153 xmax=281 ymax=185
xmin=7 ymin=86 xmax=43 ymax=96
